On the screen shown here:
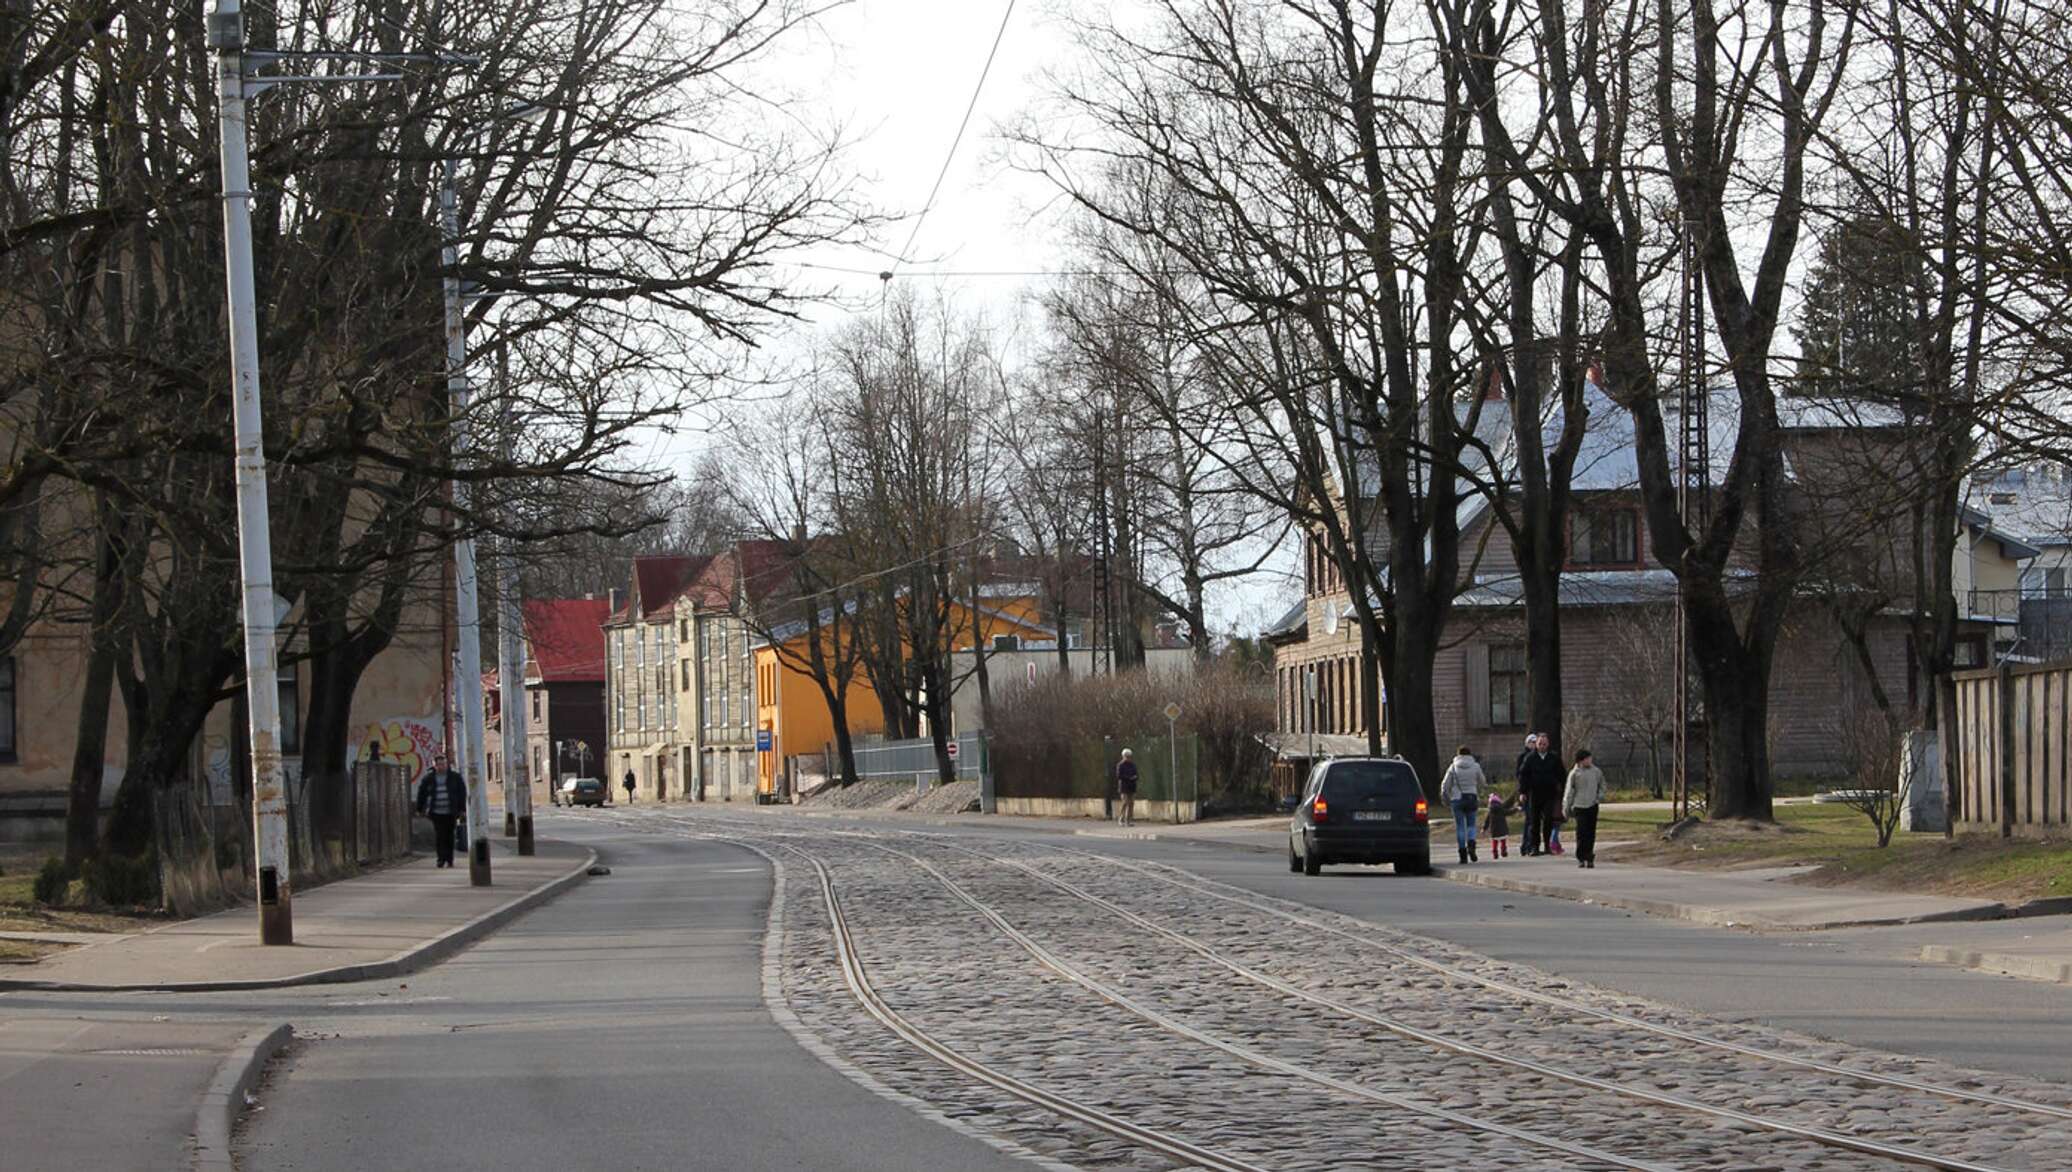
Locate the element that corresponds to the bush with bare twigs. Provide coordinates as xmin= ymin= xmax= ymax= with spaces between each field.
xmin=987 ymin=664 xmax=1275 ymax=812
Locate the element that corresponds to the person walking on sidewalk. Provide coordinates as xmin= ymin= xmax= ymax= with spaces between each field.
xmin=1115 ymin=749 xmax=1139 ymax=827
xmin=1563 ymin=748 xmax=1607 ymax=869
xmin=1518 ymin=733 xmax=1564 ymax=856
xmin=623 ymin=769 xmax=636 ymax=804
xmin=1439 ymin=746 xmax=1485 ymax=864
xmin=415 ymin=754 xmax=468 ymax=869
xmin=1483 ymin=790 xmax=1514 ymax=859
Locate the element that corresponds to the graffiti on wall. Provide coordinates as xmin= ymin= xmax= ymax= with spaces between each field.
xmin=348 ymin=717 xmax=442 ymax=777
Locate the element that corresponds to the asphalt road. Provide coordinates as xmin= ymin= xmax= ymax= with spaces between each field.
xmin=230 ymin=827 xmax=1033 ymax=1172
xmin=4 ymin=807 xmax=2066 ymax=1172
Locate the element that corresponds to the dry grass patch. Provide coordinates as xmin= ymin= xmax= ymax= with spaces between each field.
xmin=1595 ymin=803 xmax=2072 ymax=904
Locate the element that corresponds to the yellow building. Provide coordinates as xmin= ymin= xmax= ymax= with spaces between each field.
xmin=752 ymin=595 xmax=1052 ymax=798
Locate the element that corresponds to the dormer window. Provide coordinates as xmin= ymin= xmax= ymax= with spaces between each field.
xmin=1569 ymin=506 xmax=1640 ymax=568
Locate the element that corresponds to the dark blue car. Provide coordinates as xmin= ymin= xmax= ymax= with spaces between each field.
xmin=1288 ymin=757 xmax=1431 ymax=876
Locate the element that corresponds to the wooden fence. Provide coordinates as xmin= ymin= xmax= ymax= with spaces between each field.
xmin=1948 ymin=659 xmax=2072 ymax=836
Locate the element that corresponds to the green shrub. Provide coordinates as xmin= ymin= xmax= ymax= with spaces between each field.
xmin=85 ymin=853 xmax=158 ymax=909
xmin=32 ymin=857 xmax=72 ymax=905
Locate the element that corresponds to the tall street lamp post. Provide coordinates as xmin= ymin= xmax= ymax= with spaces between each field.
xmin=205 ymin=0 xmax=292 ymax=944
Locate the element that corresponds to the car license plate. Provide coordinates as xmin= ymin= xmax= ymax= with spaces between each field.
xmin=1354 ymin=811 xmax=1391 ymax=821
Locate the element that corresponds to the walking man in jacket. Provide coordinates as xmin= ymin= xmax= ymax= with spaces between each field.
xmin=1563 ymin=748 xmax=1607 ymax=868
xmin=1115 ymin=749 xmax=1139 ymax=827
xmin=1439 ymin=746 xmax=1485 ymax=864
xmin=415 ymin=753 xmax=468 ymax=869
xmin=1518 ymin=733 xmax=1564 ymax=856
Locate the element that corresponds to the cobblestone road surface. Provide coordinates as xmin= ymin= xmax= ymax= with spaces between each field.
xmin=601 ymin=808 xmax=2072 ymax=1172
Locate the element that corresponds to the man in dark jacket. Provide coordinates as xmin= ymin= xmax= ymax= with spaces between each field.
xmin=1517 ymin=734 xmax=1564 ymax=856
xmin=416 ymin=754 xmax=468 ymax=868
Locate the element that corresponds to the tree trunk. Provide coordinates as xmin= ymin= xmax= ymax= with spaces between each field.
xmin=1690 ymin=599 xmax=1778 ymax=822
xmin=828 ymin=696 xmax=859 ymax=787
xmin=1520 ymin=562 xmax=1564 ymax=758
xmin=64 ymin=504 xmax=127 ymax=869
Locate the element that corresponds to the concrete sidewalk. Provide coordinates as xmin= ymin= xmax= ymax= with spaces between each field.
xmin=0 ymin=837 xmax=593 ymax=992
xmin=1433 ymin=852 xmax=2004 ymax=930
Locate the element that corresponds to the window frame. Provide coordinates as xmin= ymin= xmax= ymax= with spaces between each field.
xmin=1567 ymin=505 xmax=1642 ymax=569
xmin=1487 ymin=644 xmax=1528 ymax=729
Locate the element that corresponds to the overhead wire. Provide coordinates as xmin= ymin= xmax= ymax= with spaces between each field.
xmin=881 ymin=0 xmax=1020 ymax=288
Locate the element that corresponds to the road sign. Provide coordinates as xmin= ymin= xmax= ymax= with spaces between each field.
xmin=947 ymin=740 xmax=960 ymax=761
xmin=1163 ymin=701 xmax=1182 ymax=723
xmin=756 ymin=728 xmax=772 ymax=752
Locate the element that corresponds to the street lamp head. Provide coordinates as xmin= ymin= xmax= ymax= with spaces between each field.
xmin=206 ymin=2 xmax=243 ymax=51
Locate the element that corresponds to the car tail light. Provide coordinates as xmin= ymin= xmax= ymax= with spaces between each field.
xmin=1413 ymin=798 xmax=1429 ymax=823
xmin=1311 ymin=797 xmax=1328 ymax=823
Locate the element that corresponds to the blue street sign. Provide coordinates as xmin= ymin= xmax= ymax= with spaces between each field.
xmin=756 ymin=729 xmax=773 ymax=752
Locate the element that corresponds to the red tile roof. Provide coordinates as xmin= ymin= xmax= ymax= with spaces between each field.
xmin=524 ymin=598 xmax=610 ymax=683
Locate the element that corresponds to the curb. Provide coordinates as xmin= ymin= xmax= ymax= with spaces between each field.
xmin=1918 ymin=945 xmax=2072 ymax=985
xmin=0 ymin=846 xmax=596 ymax=994
xmin=191 ymin=1022 xmax=294 ymax=1172
xmin=1432 ymin=866 xmax=2011 ymax=931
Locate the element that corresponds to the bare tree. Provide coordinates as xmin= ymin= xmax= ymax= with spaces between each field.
xmin=1022 ymin=2 xmax=1493 ymax=790
xmin=1 ymin=0 xmax=871 ymax=899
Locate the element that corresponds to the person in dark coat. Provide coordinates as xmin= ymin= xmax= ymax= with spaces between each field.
xmin=1115 ymin=749 xmax=1139 ymax=827
xmin=623 ymin=769 xmax=636 ymax=804
xmin=1517 ymin=733 xmax=1565 ymax=856
xmin=415 ymin=753 xmax=468 ymax=869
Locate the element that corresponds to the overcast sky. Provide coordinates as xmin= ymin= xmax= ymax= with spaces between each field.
xmin=658 ymin=1 xmax=1299 ymax=636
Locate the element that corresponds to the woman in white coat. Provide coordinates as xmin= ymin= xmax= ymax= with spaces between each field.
xmin=1439 ymin=746 xmax=1486 ymax=864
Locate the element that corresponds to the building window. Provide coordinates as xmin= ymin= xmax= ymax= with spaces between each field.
xmin=0 ymin=656 xmax=15 ymax=761
xmin=1569 ymin=507 xmax=1640 ymax=567
xmin=1488 ymin=645 xmax=1527 ymax=727
xmin=530 ymin=690 xmax=541 ymax=723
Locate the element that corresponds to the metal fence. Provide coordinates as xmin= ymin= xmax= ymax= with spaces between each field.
xmin=352 ymin=760 xmax=413 ymax=864
xmin=850 ymin=733 xmax=987 ymax=783
xmin=993 ymin=733 xmax=1201 ymax=806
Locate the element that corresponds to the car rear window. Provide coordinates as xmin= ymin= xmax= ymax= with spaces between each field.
xmin=1321 ymin=761 xmax=1420 ymax=803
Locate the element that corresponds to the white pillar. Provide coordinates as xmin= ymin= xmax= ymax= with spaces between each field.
xmin=497 ymin=539 xmax=535 ymax=854
xmin=444 ymin=158 xmax=492 ymax=886
xmin=208 ymin=0 xmax=292 ymax=943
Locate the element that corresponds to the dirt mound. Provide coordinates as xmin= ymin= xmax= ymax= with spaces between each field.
xmin=798 ymin=778 xmax=980 ymax=815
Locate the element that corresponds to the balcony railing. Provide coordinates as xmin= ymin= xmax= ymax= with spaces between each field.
xmin=1966 ymin=589 xmax=2023 ymax=622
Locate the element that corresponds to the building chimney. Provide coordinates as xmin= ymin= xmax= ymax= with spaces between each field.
xmin=1484 ymin=365 xmax=1505 ymax=402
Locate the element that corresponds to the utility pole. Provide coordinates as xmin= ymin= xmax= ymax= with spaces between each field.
xmin=444 ymin=158 xmax=493 ymax=886
xmin=205 ymin=0 xmax=291 ymax=945
xmin=496 ymin=530 xmax=536 ymax=853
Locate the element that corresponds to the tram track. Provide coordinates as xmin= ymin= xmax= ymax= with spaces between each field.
xmin=898 ymin=835 xmax=2021 ymax=1172
xmin=582 ymin=809 xmax=2068 ymax=1170
xmin=1019 ymin=840 xmax=2072 ymax=1123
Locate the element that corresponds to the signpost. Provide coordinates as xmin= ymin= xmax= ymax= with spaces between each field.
xmin=756 ymin=728 xmax=773 ymax=752
xmin=1163 ymin=701 xmax=1183 ymax=824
